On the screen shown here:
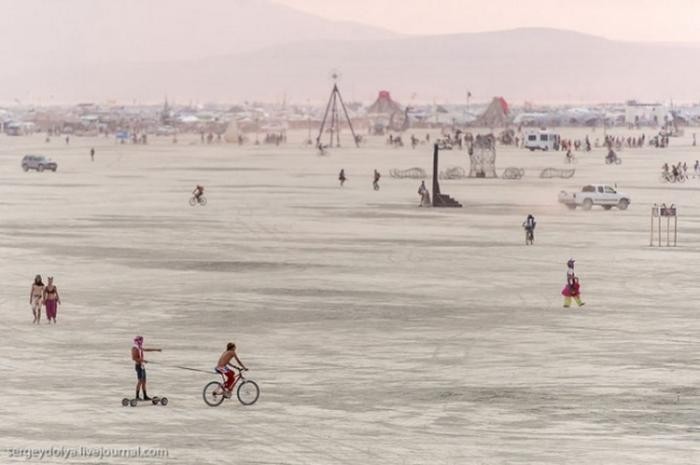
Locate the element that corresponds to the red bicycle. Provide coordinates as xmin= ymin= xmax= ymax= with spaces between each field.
xmin=202 ymin=365 xmax=259 ymax=407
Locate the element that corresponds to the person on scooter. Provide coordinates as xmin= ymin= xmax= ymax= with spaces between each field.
xmin=131 ymin=336 xmax=162 ymax=401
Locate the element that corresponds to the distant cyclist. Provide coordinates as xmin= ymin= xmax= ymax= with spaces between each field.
xmin=193 ymin=184 xmax=205 ymax=201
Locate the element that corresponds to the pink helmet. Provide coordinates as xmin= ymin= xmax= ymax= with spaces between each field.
xmin=134 ymin=336 xmax=144 ymax=346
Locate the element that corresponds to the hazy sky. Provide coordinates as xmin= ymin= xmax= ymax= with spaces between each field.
xmin=274 ymin=0 xmax=700 ymax=42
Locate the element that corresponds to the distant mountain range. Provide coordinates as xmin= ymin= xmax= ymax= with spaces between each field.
xmin=0 ymin=1 xmax=698 ymax=104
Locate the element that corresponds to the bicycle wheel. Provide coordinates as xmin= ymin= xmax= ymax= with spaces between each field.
xmin=189 ymin=197 xmax=197 ymax=207
xmin=203 ymin=381 xmax=226 ymax=407
xmin=237 ymin=380 xmax=260 ymax=406
xmin=199 ymin=196 xmax=207 ymax=206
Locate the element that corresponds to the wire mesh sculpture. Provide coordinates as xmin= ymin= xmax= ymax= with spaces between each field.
xmin=468 ymin=134 xmax=498 ymax=178
xmin=539 ymin=168 xmax=576 ymax=179
xmin=389 ymin=167 xmax=428 ymax=179
xmin=439 ymin=166 xmax=468 ymax=180
xmin=502 ymin=167 xmax=525 ymax=179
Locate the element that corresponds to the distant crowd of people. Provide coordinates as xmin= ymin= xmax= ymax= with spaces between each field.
xmin=661 ymin=161 xmax=700 ymax=183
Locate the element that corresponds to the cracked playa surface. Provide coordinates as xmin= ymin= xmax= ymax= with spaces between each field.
xmin=0 ymin=131 xmax=699 ymax=465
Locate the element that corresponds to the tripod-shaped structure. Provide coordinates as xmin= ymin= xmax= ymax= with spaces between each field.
xmin=317 ymin=82 xmax=359 ymax=148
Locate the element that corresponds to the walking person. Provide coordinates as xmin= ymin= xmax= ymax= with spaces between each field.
xmin=566 ymin=259 xmax=575 ymax=288
xmin=43 ymin=276 xmax=61 ymax=324
xmin=418 ymin=180 xmax=431 ymax=206
xmin=90 ymin=147 xmax=95 ymax=162
xmin=522 ymin=214 xmax=536 ymax=245
xmin=338 ymin=169 xmax=346 ymax=187
xmin=562 ymin=259 xmax=584 ymax=308
xmin=29 ymin=275 xmax=45 ymax=324
xmin=373 ymin=169 xmax=381 ymax=191
xmin=562 ymin=277 xmax=585 ymax=308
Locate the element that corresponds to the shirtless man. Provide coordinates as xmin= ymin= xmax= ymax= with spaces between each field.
xmin=216 ymin=342 xmax=248 ymax=397
xmin=131 ymin=336 xmax=162 ymax=401
xmin=29 ymin=275 xmax=44 ymax=324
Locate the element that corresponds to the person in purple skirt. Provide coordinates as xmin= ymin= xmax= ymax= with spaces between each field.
xmin=43 ymin=277 xmax=61 ymax=324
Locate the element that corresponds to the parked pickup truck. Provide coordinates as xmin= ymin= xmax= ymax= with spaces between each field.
xmin=558 ymin=184 xmax=630 ymax=211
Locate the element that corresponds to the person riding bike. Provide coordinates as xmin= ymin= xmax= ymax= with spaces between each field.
xmin=565 ymin=149 xmax=574 ymax=163
xmin=606 ymin=149 xmax=617 ymax=163
xmin=215 ymin=342 xmax=248 ymax=397
xmin=192 ymin=184 xmax=205 ymax=201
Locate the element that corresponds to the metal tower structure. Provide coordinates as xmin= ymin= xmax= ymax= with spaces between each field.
xmin=317 ymin=74 xmax=359 ymax=148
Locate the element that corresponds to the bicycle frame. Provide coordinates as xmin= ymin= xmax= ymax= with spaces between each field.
xmin=216 ymin=365 xmax=247 ymax=390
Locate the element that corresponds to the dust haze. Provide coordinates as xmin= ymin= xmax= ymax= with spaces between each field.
xmin=2 ymin=2 xmax=700 ymax=465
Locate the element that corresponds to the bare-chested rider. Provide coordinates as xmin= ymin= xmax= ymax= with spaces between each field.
xmin=216 ymin=342 xmax=248 ymax=397
xmin=131 ymin=336 xmax=162 ymax=401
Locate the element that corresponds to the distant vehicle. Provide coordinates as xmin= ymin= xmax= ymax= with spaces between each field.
xmin=524 ymin=129 xmax=560 ymax=151
xmin=21 ymin=155 xmax=57 ymax=172
xmin=558 ymin=184 xmax=630 ymax=211
xmin=155 ymin=126 xmax=177 ymax=136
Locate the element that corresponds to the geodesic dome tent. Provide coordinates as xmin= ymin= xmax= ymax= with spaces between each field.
xmin=475 ymin=97 xmax=510 ymax=128
xmin=367 ymin=91 xmax=402 ymax=115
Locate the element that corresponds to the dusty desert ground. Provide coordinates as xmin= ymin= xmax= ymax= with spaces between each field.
xmin=1 ymin=128 xmax=700 ymax=465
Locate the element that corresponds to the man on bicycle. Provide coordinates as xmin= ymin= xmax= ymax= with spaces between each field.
xmin=216 ymin=342 xmax=248 ymax=397
xmin=192 ymin=184 xmax=205 ymax=201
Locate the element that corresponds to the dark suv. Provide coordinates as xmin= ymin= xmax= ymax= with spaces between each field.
xmin=21 ymin=155 xmax=57 ymax=172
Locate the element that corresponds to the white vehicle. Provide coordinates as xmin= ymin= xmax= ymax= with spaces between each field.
xmin=524 ymin=130 xmax=560 ymax=151
xmin=558 ymin=184 xmax=631 ymax=211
